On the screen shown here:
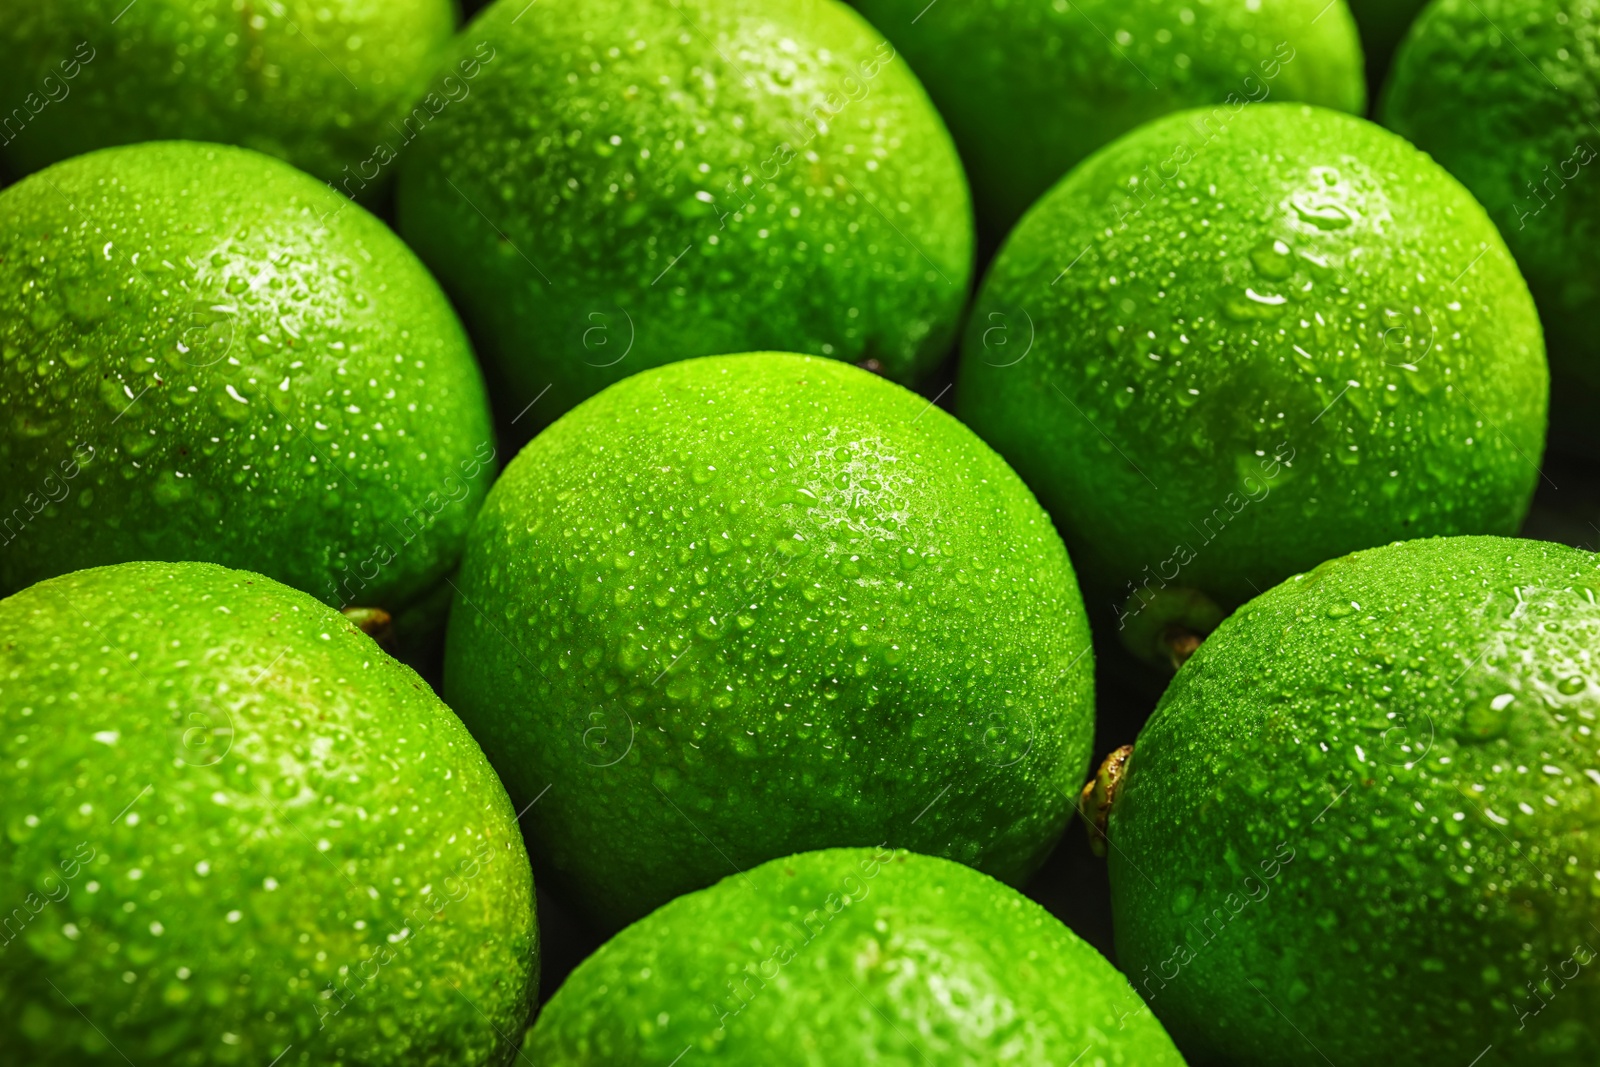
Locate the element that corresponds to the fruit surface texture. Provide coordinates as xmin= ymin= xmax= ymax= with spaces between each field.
xmin=527 ymin=847 xmax=1187 ymax=1065
xmin=956 ymin=104 xmax=1547 ymax=645
xmin=1382 ymin=0 xmax=1600 ymax=447
xmin=396 ymin=0 xmax=973 ymax=431
xmin=849 ymin=0 xmax=1366 ymax=234
xmin=0 ymin=0 xmax=456 ymax=191
xmin=1108 ymin=536 xmax=1600 ymax=1066
xmin=0 ymin=142 xmax=495 ymax=616
xmin=0 ymin=561 xmax=537 ymax=1066
xmin=444 ymin=353 xmax=1093 ymax=926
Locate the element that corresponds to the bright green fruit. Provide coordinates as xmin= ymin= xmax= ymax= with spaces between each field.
xmin=528 ymin=847 xmax=1187 ymax=1065
xmin=444 ymin=353 xmax=1093 ymax=927
xmin=396 ymin=0 xmax=973 ymax=433
xmin=1382 ymin=0 xmax=1600 ymax=452
xmin=0 ymin=0 xmax=455 ymax=193
xmin=849 ymin=0 xmax=1365 ymax=235
xmin=0 ymin=142 xmax=495 ymax=619
xmin=0 ymin=561 xmax=537 ymax=1066
xmin=1105 ymin=536 xmax=1600 ymax=1066
xmin=955 ymin=104 xmax=1547 ymax=665
xmin=1346 ymin=0 xmax=1429 ymax=87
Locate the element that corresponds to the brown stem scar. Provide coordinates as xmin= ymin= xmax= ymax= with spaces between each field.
xmin=1164 ymin=626 xmax=1205 ymax=670
xmin=342 ymin=607 xmax=394 ymax=646
xmin=1078 ymin=744 xmax=1134 ymax=858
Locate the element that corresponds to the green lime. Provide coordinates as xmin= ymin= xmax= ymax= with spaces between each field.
xmin=0 ymin=561 xmax=536 ymax=1066
xmin=0 ymin=0 xmax=455 ymax=194
xmin=528 ymin=847 xmax=1187 ymax=1064
xmin=850 ymin=0 xmax=1366 ymax=234
xmin=396 ymin=0 xmax=973 ymax=433
xmin=0 ymin=142 xmax=495 ymax=621
xmin=444 ymin=353 xmax=1094 ymax=928
xmin=955 ymin=103 xmax=1547 ymax=667
xmin=1382 ymin=0 xmax=1600 ymax=454
xmin=1105 ymin=536 xmax=1600 ymax=1065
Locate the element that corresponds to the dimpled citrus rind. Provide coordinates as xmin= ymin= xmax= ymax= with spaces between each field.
xmin=395 ymin=0 xmax=973 ymax=430
xmin=955 ymin=103 xmax=1547 ymax=613
xmin=0 ymin=0 xmax=455 ymax=189
xmin=526 ymin=847 xmax=1187 ymax=1065
xmin=444 ymin=353 xmax=1093 ymax=927
xmin=1382 ymin=0 xmax=1600 ymax=398
xmin=0 ymin=561 xmax=537 ymax=1067
xmin=849 ymin=0 xmax=1365 ymax=234
xmin=1109 ymin=536 xmax=1600 ymax=1066
xmin=0 ymin=141 xmax=496 ymax=614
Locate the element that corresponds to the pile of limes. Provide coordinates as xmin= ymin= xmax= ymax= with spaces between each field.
xmin=0 ymin=1 xmax=1593 ymax=1064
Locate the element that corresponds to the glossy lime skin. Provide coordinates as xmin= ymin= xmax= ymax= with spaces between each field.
xmin=1382 ymin=0 xmax=1600 ymax=446
xmin=849 ymin=0 xmax=1365 ymax=234
xmin=1109 ymin=536 xmax=1600 ymax=1066
xmin=396 ymin=0 xmax=973 ymax=433
xmin=444 ymin=353 xmax=1093 ymax=927
xmin=0 ymin=562 xmax=537 ymax=1067
xmin=528 ymin=848 xmax=1187 ymax=1065
xmin=0 ymin=0 xmax=455 ymax=192
xmin=0 ymin=142 xmax=495 ymax=615
xmin=955 ymin=104 xmax=1547 ymax=617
